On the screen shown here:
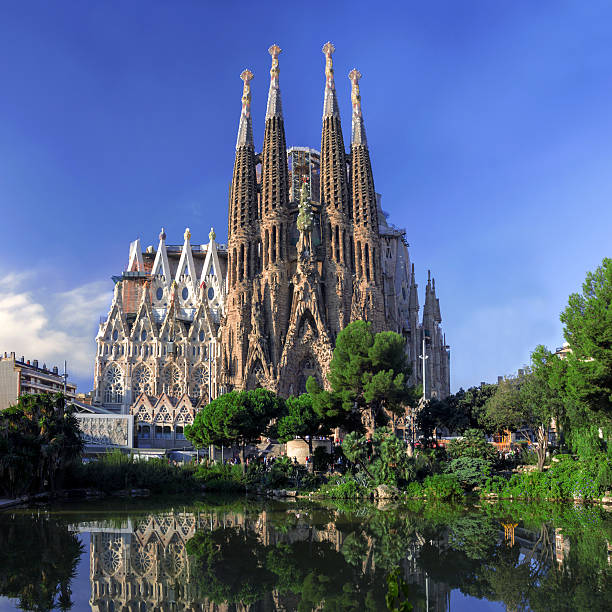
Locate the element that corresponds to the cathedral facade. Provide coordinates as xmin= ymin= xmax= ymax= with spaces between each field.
xmin=92 ymin=44 xmax=450 ymax=437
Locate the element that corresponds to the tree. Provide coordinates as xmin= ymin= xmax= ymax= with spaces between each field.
xmin=560 ymin=257 xmax=612 ymax=430
xmin=0 ymin=393 xmax=83 ymax=496
xmin=275 ymin=393 xmax=329 ymax=457
xmin=310 ymin=321 xmax=417 ymax=432
xmin=185 ymin=389 xmax=284 ymax=471
xmin=484 ymin=347 xmax=565 ymax=471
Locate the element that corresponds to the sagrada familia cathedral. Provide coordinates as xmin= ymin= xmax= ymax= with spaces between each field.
xmin=91 ymin=43 xmax=450 ymax=442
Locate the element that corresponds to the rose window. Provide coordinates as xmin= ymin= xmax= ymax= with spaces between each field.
xmin=162 ymin=365 xmax=183 ymax=397
xmin=133 ymin=366 xmax=152 ymax=396
xmin=191 ymin=366 xmax=207 ymax=397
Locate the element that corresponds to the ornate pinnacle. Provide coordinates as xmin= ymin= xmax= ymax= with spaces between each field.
xmin=184 ymin=227 xmax=191 ymax=242
xmin=322 ymin=42 xmax=335 ymax=80
xmin=268 ymin=44 xmax=281 ymax=77
xmin=240 ymin=69 xmax=253 ymax=110
xmin=209 ymin=227 xmax=216 ymax=242
xmin=236 ymin=69 xmax=254 ymax=148
xmin=349 ymin=68 xmax=367 ymax=146
xmin=322 ymin=42 xmax=340 ymax=119
xmin=159 ymin=227 xmax=166 ymax=241
xmin=266 ymin=44 xmax=283 ymax=119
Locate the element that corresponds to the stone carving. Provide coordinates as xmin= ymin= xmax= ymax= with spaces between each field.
xmin=77 ymin=415 xmax=130 ymax=447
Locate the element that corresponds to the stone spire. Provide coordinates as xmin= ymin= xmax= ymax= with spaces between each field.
xmin=228 ymin=70 xmax=258 ymax=279
xmin=236 ymin=69 xmax=254 ymax=149
xmin=322 ymin=42 xmax=340 ymax=119
xmin=261 ymin=44 xmax=289 ymax=220
xmin=320 ymin=42 xmax=350 ymax=220
xmin=408 ymin=263 xmax=419 ymax=314
xmin=350 ymin=68 xmax=381 ymax=302
xmin=265 ymin=44 xmax=283 ymax=119
xmin=349 ymin=69 xmax=367 ymax=147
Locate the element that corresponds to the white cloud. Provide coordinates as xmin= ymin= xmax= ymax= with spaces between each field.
xmin=0 ymin=273 xmax=112 ymax=390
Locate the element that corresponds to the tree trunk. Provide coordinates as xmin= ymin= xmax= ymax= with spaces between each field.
xmin=240 ymin=443 xmax=246 ymax=474
xmin=536 ymin=424 xmax=549 ymax=472
xmin=306 ymin=438 xmax=313 ymax=472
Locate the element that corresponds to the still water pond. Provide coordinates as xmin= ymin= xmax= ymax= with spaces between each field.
xmin=0 ymin=496 xmax=610 ymax=611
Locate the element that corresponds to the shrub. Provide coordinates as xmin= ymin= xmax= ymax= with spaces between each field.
xmin=447 ymin=429 xmax=498 ymax=464
xmin=446 ymin=456 xmax=491 ymax=489
xmin=69 ymin=451 xmax=198 ymax=494
xmin=422 ymin=474 xmax=462 ymax=500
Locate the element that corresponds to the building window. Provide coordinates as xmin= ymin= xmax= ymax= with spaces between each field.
xmin=176 ymin=426 xmax=185 ymax=440
xmin=182 ymin=287 xmax=189 ymax=300
xmin=191 ymin=366 xmax=208 ymax=398
xmin=103 ymin=365 xmax=124 ymax=404
xmin=155 ymin=425 xmax=163 ymax=439
xmin=138 ymin=425 xmax=150 ymax=439
xmin=163 ymin=425 xmax=172 ymax=440
xmin=112 ymin=329 xmax=119 ymax=341
xmin=141 ymin=330 xmax=147 ymax=341
xmin=156 ymin=287 xmax=163 ymax=300
xmin=162 ymin=365 xmax=183 ymax=397
xmin=132 ymin=365 xmax=152 ymax=396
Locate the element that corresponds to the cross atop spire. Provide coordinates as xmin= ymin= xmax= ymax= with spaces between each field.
xmin=349 ymin=68 xmax=367 ymax=147
xmin=322 ymin=42 xmax=340 ymax=119
xmin=266 ymin=44 xmax=283 ymax=119
xmin=236 ymin=69 xmax=254 ymax=149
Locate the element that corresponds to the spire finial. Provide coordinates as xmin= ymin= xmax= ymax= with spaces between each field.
xmin=236 ymin=69 xmax=254 ymax=149
xmin=349 ymin=68 xmax=367 ymax=146
xmin=184 ymin=227 xmax=191 ymax=242
xmin=209 ymin=227 xmax=216 ymax=242
xmin=322 ymin=42 xmax=340 ymax=119
xmin=266 ymin=44 xmax=283 ymax=119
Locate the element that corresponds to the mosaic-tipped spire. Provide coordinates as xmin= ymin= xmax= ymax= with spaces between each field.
xmin=266 ymin=45 xmax=283 ymax=119
xmin=349 ymin=69 xmax=367 ymax=147
xmin=236 ymin=69 xmax=254 ymax=149
xmin=322 ymin=42 xmax=340 ymax=119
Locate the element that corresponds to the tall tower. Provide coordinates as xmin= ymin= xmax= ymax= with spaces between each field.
xmin=348 ymin=69 xmax=384 ymax=330
xmin=259 ymin=44 xmax=291 ymax=370
xmin=320 ymin=42 xmax=353 ymax=338
xmin=224 ymin=69 xmax=258 ymax=389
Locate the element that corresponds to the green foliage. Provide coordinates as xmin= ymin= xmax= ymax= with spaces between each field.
xmin=317 ymin=473 xmax=371 ymax=499
xmin=481 ymin=454 xmax=610 ymax=501
xmin=195 ymin=462 xmax=246 ymax=492
xmin=446 ymin=456 xmax=491 ymax=489
xmin=312 ymin=445 xmax=332 ymax=472
xmin=311 ymin=321 xmax=418 ymax=430
xmin=447 ymin=428 xmax=498 ymax=463
xmin=0 ymin=513 xmax=84 ymax=611
xmin=385 ymin=568 xmax=413 ymax=612
xmin=275 ymin=393 xmax=329 ymax=455
xmin=560 ymin=257 xmax=612 ymax=427
xmin=69 ymin=450 xmax=199 ymax=494
xmin=0 ymin=393 xmax=83 ymax=496
xmin=417 ymin=385 xmax=497 ymax=437
xmin=186 ymin=389 xmax=285 ymax=469
xmin=422 ymin=473 xmax=462 ymax=500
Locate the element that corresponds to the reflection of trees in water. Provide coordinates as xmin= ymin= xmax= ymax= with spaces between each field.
xmin=84 ymin=501 xmax=612 ymax=612
xmin=0 ymin=514 xmax=83 ymax=611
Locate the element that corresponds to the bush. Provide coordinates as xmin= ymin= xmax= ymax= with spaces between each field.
xmin=317 ymin=474 xmax=370 ymax=499
xmin=480 ymin=454 xmax=609 ymax=501
xmin=69 ymin=451 xmax=198 ymax=494
xmin=422 ymin=474 xmax=462 ymax=500
xmin=195 ymin=463 xmax=245 ymax=492
xmin=446 ymin=456 xmax=491 ymax=489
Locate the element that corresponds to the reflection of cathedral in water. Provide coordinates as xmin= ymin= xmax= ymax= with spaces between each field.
xmin=86 ymin=509 xmax=452 ymax=612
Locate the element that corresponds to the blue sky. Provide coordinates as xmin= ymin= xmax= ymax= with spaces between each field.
xmin=0 ymin=1 xmax=610 ymax=393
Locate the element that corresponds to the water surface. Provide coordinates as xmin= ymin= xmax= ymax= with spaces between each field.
xmin=0 ymin=496 xmax=610 ymax=611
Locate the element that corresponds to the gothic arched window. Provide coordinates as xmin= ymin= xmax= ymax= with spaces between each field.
xmin=162 ymin=365 xmax=183 ymax=397
xmin=103 ymin=365 xmax=124 ymax=404
xmin=132 ymin=365 xmax=152 ymax=397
